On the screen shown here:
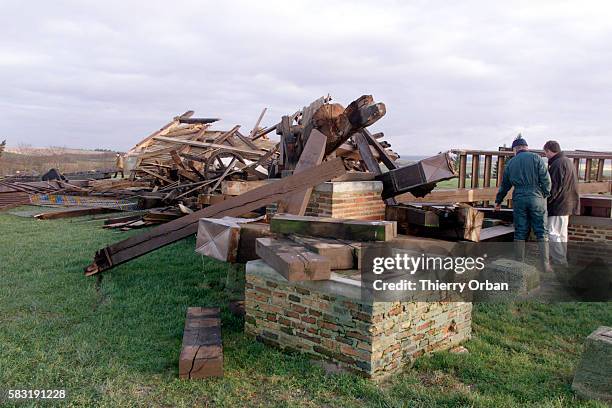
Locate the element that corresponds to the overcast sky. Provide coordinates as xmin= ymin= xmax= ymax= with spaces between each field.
xmin=1 ymin=1 xmax=612 ymax=155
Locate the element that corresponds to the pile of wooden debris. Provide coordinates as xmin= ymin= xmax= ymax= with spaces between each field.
xmin=84 ymin=94 xmax=459 ymax=275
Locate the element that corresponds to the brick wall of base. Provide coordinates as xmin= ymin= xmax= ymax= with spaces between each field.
xmin=568 ymin=215 xmax=612 ymax=242
xmin=245 ymin=260 xmax=472 ymax=380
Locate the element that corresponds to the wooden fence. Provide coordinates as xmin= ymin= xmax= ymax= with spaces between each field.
xmin=397 ymin=148 xmax=612 ymax=204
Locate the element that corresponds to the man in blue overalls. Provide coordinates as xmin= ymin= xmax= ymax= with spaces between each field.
xmin=495 ymin=135 xmax=552 ymax=272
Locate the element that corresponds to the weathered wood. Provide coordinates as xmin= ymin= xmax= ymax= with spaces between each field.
xmin=237 ymin=222 xmax=274 ymax=263
xmin=140 ymin=168 xmax=174 ymax=184
xmin=195 ymin=218 xmax=245 ymax=262
xmin=277 ymin=129 xmax=327 ymax=215
xmin=288 ymin=235 xmax=356 ymax=270
xmin=361 ymin=129 xmax=398 ymax=170
xmin=585 ymin=158 xmax=593 ymax=182
xmin=85 ymin=158 xmax=347 ymax=275
xmin=312 ymin=95 xmax=386 ymax=156
xmin=457 ymin=205 xmax=484 ymax=242
xmin=398 ymin=181 xmax=611 ymax=203
xmin=255 ymin=237 xmax=331 ymax=281
xmin=178 ymin=117 xmax=220 ymax=124
xmin=596 ymin=159 xmax=605 ymax=182
xmin=179 ymin=307 xmax=223 ymax=379
xmin=270 ymin=214 xmax=396 ymax=241
xmin=34 ymin=207 xmax=120 ymax=220
xmin=153 ymin=135 xmax=266 ymax=156
xmin=496 ymin=156 xmax=506 ymax=187
xmin=248 ymin=108 xmax=267 ymax=139
xmin=221 ymin=180 xmax=279 ymax=196
xmin=471 ymin=154 xmax=480 ymax=188
xmin=458 ymin=154 xmax=467 ymax=188
xmin=385 ymin=205 xmax=440 ymax=227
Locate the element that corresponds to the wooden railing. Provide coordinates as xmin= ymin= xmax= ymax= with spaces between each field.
xmin=451 ymin=148 xmax=612 ymax=189
xmin=396 ymin=148 xmax=612 ymax=204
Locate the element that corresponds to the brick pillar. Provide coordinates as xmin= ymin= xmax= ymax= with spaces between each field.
xmin=305 ymin=181 xmax=385 ymax=220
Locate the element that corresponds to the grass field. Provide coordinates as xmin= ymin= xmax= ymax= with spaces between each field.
xmin=0 ymin=208 xmax=610 ymax=407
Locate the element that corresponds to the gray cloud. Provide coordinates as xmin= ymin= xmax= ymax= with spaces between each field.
xmin=1 ymin=0 xmax=612 ymax=155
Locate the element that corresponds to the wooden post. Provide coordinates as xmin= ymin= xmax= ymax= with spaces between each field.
xmin=574 ymin=158 xmax=581 ymax=180
xmin=471 ymin=154 xmax=480 ymax=188
xmin=585 ymin=158 xmax=593 ymax=182
xmin=496 ymin=155 xmax=506 ymax=187
xmin=596 ymin=159 xmax=605 ymax=181
xmin=483 ymin=155 xmax=492 ymax=206
xmin=458 ymin=154 xmax=467 ymax=188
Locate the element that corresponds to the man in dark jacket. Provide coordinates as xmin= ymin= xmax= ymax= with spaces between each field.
xmin=543 ymin=140 xmax=579 ymax=265
xmin=495 ymin=135 xmax=552 ymax=270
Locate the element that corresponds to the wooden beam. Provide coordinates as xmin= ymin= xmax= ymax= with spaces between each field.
xmin=277 ymin=129 xmax=327 ymax=215
xmin=270 ymin=214 xmax=396 ymax=241
xmin=178 ymin=117 xmax=220 ymax=124
xmin=248 ymin=108 xmax=267 ymax=138
xmin=288 ymin=235 xmax=356 ymax=270
xmin=140 ymin=168 xmax=173 ymax=184
xmin=85 ymin=158 xmax=348 ymax=275
xmin=153 ymin=135 xmax=266 ymax=156
xmin=179 ymin=307 xmax=223 ymax=379
xmin=255 ymin=237 xmax=331 ymax=281
xmin=34 ymin=207 xmax=120 ymax=220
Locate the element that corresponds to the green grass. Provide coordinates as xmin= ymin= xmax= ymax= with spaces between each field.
xmin=0 ymin=209 xmax=610 ymax=407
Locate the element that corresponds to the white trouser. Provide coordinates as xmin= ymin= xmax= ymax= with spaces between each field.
xmin=547 ymin=215 xmax=569 ymax=265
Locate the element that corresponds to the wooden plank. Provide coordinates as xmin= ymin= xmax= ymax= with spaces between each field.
xmin=270 ymin=214 xmax=396 ymax=241
xmin=248 ymin=108 xmax=267 ymax=139
xmin=361 ymin=129 xmax=398 ymax=170
xmin=178 ymin=117 xmax=220 ymax=124
xmin=85 ymin=158 xmax=348 ymax=275
xmin=276 ymin=129 xmax=327 ymax=215
xmin=34 ymin=207 xmax=120 ymax=220
xmin=255 ymin=237 xmax=331 ymax=281
xmin=139 ymin=168 xmax=173 ymax=184
xmin=153 ymin=135 xmax=266 ymax=156
xmin=288 ymin=235 xmax=355 ymax=270
xmin=574 ymin=158 xmax=581 ymax=180
xmin=170 ymin=150 xmax=186 ymax=169
xmin=221 ymin=180 xmax=279 ymax=196
xmin=179 ymin=307 xmax=223 ymax=379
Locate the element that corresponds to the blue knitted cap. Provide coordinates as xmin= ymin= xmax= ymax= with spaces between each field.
xmin=511 ymin=134 xmax=528 ymax=148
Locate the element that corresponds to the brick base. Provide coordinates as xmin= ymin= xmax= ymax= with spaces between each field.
xmin=305 ymin=181 xmax=385 ymax=220
xmin=568 ymin=215 xmax=612 ymax=242
xmin=245 ymin=260 xmax=472 ymax=380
